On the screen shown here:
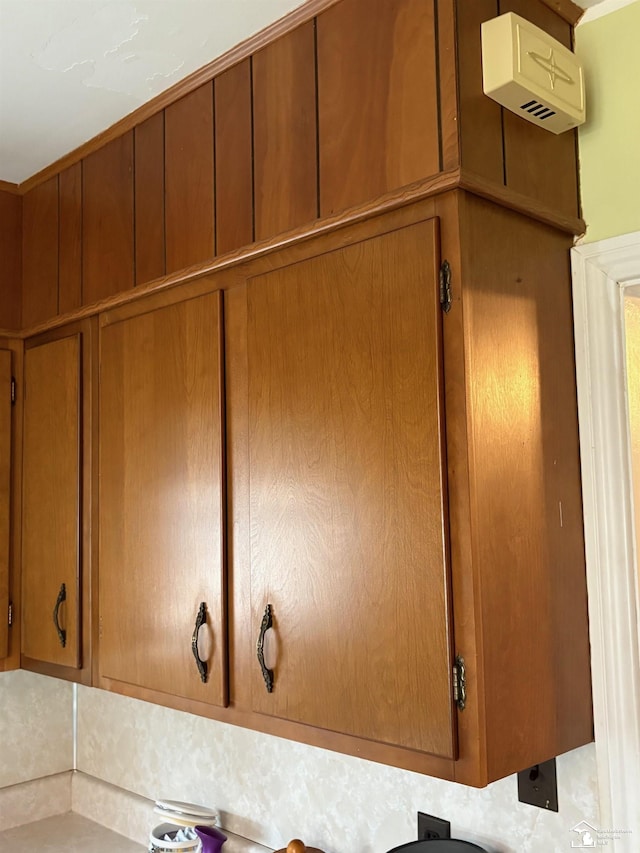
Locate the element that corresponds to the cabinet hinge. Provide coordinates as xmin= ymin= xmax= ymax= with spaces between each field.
xmin=439 ymin=260 xmax=452 ymax=314
xmin=10 ymin=377 xmax=16 ymax=405
xmin=453 ymin=655 xmax=466 ymax=711
xmin=8 ymin=601 xmax=13 ymax=627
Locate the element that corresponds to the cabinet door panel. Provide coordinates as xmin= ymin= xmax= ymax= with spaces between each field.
xmin=246 ymin=219 xmax=455 ymax=757
xmin=99 ymin=292 xmax=226 ymax=706
xmin=0 ymin=350 xmax=11 ymax=659
xmin=22 ymin=336 xmax=81 ymax=667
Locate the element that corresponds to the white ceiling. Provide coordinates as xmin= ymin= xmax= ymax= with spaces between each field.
xmin=0 ymin=0 xmax=614 ymax=185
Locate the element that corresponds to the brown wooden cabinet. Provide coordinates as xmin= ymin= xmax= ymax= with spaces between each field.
xmin=9 ymin=0 xmax=591 ymax=790
xmin=0 ymin=348 xmax=12 ymax=660
xmin=98 ymin=290 xmax=226 ymax=706
xmin=226 ymin=193 xmax=592 ymax=787
xmin=239 ymin=219 xmax=455 ymax=757
xmin=21 ymin=321 xmax=94 ymax=681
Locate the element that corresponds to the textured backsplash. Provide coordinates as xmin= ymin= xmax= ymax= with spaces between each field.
xmin=0 ymin=670 xmax=72 ymax=787
xmin=0 ymin=671 xmax=602 ymax=851
xmin=76 ymin=685 xmax=600 ymax=853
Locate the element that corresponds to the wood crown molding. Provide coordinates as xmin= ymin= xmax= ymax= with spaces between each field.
xmin=0 ymin=182 xmax=21 ymax=196
xmin=17 ymin=0 xmax=342 ymax=195
xmin=19 ymin=169 xmax=461 ymax=338
xmin=459 ymin=168 xmax=585 ymax=235
xmin=571 ymin=233 xmax=640 ymax=843
xmin=17 ymin=165 xmax=585 ymax=340
xmin=540 ymin=0 xmax=585 ymax=25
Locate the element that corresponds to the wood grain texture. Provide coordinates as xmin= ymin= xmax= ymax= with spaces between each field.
xmin=458 ymin=194 xmax=591 ymax=781
xmin=83 ymin=133 xmax=134 ymax=304
xmin=318 ymin=0 xmax=440 ymax=215
xmin=215 ymin=60 xmax=254 ymax=255
xmin=59 ymin=163 xmax=82 ymax=314
xmin=99 ymin=291 xmax=227 ymax=706
xmin=135 ymin=113 xmax=165 ymax=285
xmin=0 ymin=350 xmax=11 ymax=658
xmin=0 ymin=192 xmax=22 ymax=329
xmin=456 ymin=0 xmax=503 ymax=184
xmin=16 ymin=171 xmax=461 ymax=340
xmin=245 ymin=219 xmax=455 ymax=756
xmin=22 ymin=177 xmax=59 ymax=326
xmin=165 ymin=84 xmax=215 ymax=274
xmin=540 ymin=0 xmax=583 ymax=25
xmin=499 ymin=0 xmax=579 ymax=219
xmin=253 ymin=23 xmax=317 ymax=241
xmin=436 ymin=0 xmax=461 ymax=172
xmin=22 ymin=334 xmax=81 ymax=668
xmin=0 ymin=338 xmax=21 ymax=672
xmin=224 ymin=285 xmax=251 ymax=707
xmin=96 ymin=668 xmax=457 ymax=780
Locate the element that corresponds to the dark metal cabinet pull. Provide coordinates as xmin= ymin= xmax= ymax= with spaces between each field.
xmin=53 ymin=583 xmax=67 ymax=648
xmin=257 ymin=604 xmax=274 ymax=693
xmin=191 ymin=602 xmax=208 ymax=683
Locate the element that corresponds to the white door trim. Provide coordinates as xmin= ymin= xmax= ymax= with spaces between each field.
xmin=571 ymin=232 xmax=640 ymax=840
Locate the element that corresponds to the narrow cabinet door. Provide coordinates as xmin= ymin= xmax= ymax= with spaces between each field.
xmin=0 ymin=350 xmax=11 ymax=659
xmin=22 ymin=335 xmax=82 ymax=667
xmin=99 ymin=292 xmax=226 ymax=706
xmin=245 ymin=218 xmax=456 ymax=758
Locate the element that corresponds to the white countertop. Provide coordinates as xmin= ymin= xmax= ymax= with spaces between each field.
xmin=0 ymin=812 xmax=146 ymax=851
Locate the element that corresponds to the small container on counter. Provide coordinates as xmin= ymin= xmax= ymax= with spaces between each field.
xmin=149 ymin=799 xmax=221 ymax=853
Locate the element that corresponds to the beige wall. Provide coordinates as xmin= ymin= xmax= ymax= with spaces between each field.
xmin=0 ymin=670 xmax=72 ymax=787
xmin=577 ymin=0 xmax=640 ymax=243
xmin=76 ymin=686 xmax=598 ymax=852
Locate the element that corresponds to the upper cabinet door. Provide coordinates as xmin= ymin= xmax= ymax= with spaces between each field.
xmin=0 ymin=349 xmax=12 ymax=660
xmin=99 ymin=291 xmax=226 ymax=706
xmin=244 ymin=218 xmax=456 ymax=758
xmin=22 ymin=334 xmax=82 ymax=668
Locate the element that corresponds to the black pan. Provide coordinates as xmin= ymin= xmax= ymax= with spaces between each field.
xmin=387 ymin=840 xmax=488 ymax=852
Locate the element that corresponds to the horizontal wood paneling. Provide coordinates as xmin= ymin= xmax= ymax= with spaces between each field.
xmin=253 ymin=22 xmax=318 ymax=240
xmin=0 ymin=192 xmax=22 ymax=329
xmin=59 ymin=163 xmax=83 ymax=314
xmin=318 ymin=0 xmax=440 ymax=215
xmin=83 ymin=133 xmax=134 ymax=304
xmin=22 ymin=177 xmax=59 ymax=327
xmin=165 ymin=83 xmax=215 ymax=274
xmin=215 ymin=60 xmax=254 ymax=255
xmin=135 ymin=113 xmax=165 ymax=285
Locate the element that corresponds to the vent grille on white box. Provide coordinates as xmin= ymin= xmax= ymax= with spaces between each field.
xmin=520 ymin=100 xmax=556 ymax=121
xmin=481 ymin=12 xmax=585 ymax=134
